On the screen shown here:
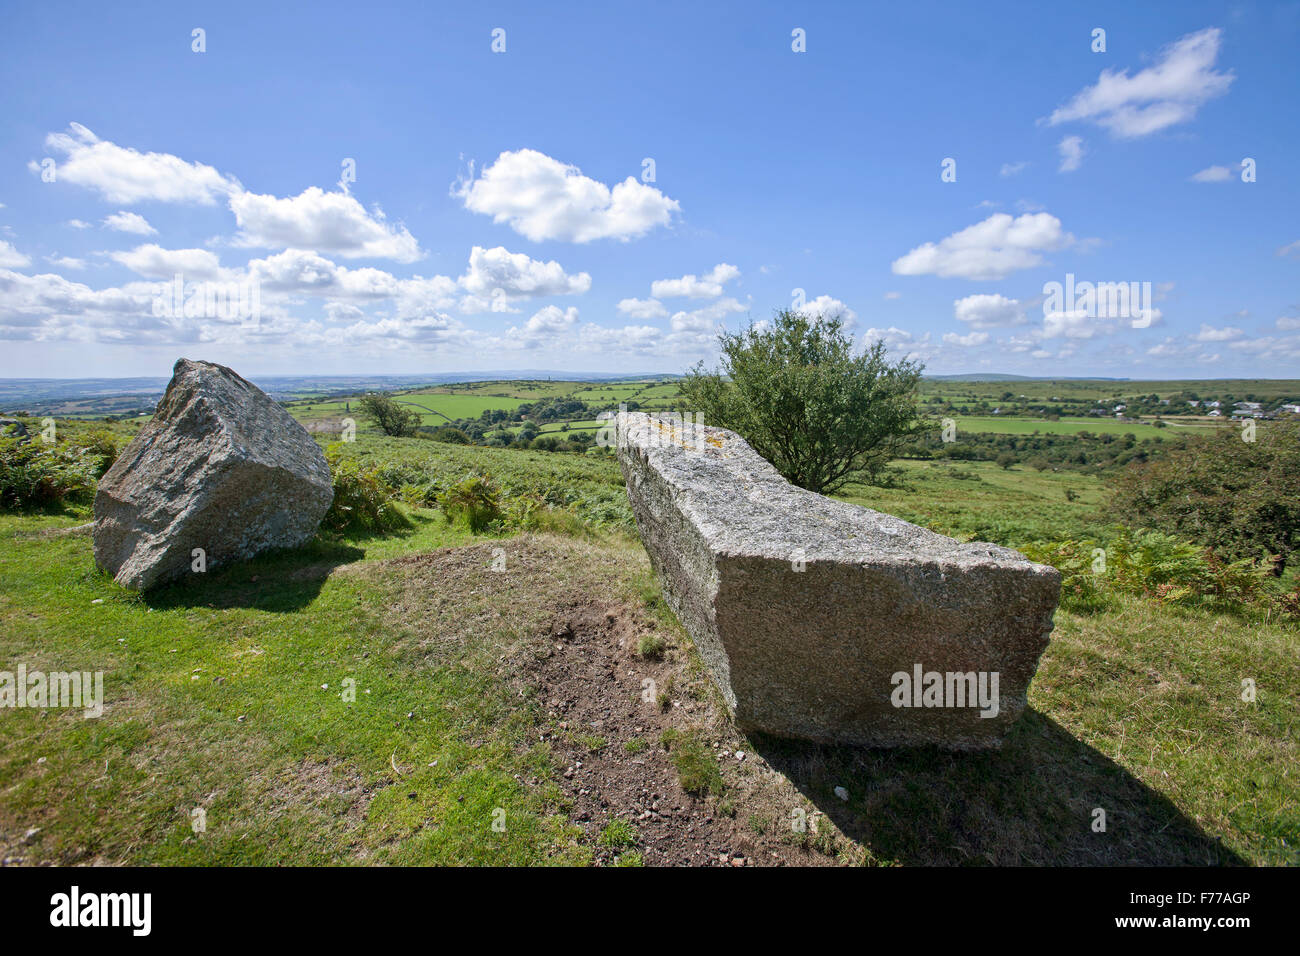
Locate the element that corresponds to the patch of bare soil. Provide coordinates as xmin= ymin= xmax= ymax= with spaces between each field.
xmin=522 ymin=601 xmax=842 ymax=866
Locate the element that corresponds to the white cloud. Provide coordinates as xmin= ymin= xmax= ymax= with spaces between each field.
xmin=1276 ymin=240 xmax=1300 ymax=259
xmin=953 ymin=293 xmax=1025 ymax=329
xmin=651 ymin=263 xmax=740 ymax=299
xmin=883 ymin=291 xmax=902 ymax=300
xmin=892 ymin=212 xmax=1074 ymax=281
xmin=230 ymin=186 xmax=421 ymax=262
xmin=455 ymin=245 xmax=591 ymax=312
xmin=35 ymin=123 xmax=238 ymax=204
xmin=668 ymin=297 xmax=747 ymax=333
xmin=617 ymin=297 xmax=668 ymax=319
xmin=1194 ymin=322 xmax=1243 ymax=342
xmin=1057 ymin=135 xmax=1085 ymax=172
xmin=862 ymin=326 xmax=935 ymax=360
xmin=1190 ymin=165 xmax=1233 ymax=182
xmin=102 ymin=211 xmax=158 ymax=235
xmin=453 ymin=149 xmax=679 ymax=243
xmin=1044 ymin=28 xmax=1234 ymax=138
xmin=1275 ymin=315 xmax=1300 ymax=331
xmin=66 ymin=219 xmax=92 ymax=230
xmin=795 ymin=295 xmax=856 ymax=323
xmin=1000 ymin=161 xmax=1029 ymax=177
xmin=45 ymin=255 xmax=86 ymax=270
xmin=522 ymin=304 xmax=579 ymax=334
xmin=110 ymin=244 xmax=228 ymax=281
xmin=0 ymin=241 xmax=31 ymax=269
xmin=943 ymin=331 xmax=990 ymax=347
xmin=1043 ymin=311 xmax=1099 ymax=339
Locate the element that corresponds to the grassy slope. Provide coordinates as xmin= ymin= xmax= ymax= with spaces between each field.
xmin=0 ymin=447 xmax=1296 ymax=866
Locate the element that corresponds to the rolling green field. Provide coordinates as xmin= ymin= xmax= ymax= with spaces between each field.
xmin=945 ymin=415 xmax=1193 ymax=439
xmin=291 ymin=392 xmax=531 ymax=425
xmin=279 ymin=377 xmax=1295 ymax=444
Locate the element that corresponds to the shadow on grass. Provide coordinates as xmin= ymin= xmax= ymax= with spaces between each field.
xmin=142 ymin=536 xmax=367 ymax=613
xmin=749 ymin=708 xmax=1245 ymax=866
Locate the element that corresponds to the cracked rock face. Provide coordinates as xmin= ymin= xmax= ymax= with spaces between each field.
xmin=617 ymin=412 xmax=1061 ymax=749
xmin=94 ymin=358 xmax=333 ymax=591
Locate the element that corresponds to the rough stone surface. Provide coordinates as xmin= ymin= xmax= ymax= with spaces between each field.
xmin=94 ymin=358 xmax=333 ymax=590
xmin=617 ymin=412 xmax=1061 ymax=749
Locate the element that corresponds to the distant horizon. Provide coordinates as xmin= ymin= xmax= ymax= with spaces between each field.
xmin=5 ymin=368 xmax=1300 ymax=385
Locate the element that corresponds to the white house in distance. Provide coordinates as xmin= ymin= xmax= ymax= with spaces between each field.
xmin=1280 ymin=403 xmax=1300 ymax=415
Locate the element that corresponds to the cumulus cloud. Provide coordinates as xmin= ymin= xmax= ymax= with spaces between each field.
xmin=668 ymin=297 xmax=746 ymax=333
xmin=453 ymin=149 xmax=680 ymax=243
xmin=521 ymin=304 xmax=579 ymax=334
xmin=1000 ymin=161 xmax=1029 ymax=177
xmin=617 ymin=297 xmax=668 ymax=320
xmin=500 ymin=305 xmax=582 ymax=348
xmin=103 ymin=211 xmax=157 ymax=235
xmin=456 ymin=245 xmax=591 ymax=312
xmin=1057 ymin=135 xmax=1085 ymax=172
xmin=650 ymin=263 xmax=739 ymax=299
xmin=953 ymin=293 xmax=1025 ymax=329
xmin=795 ymin=295 xmax=856 ymax=324
xmin=892 ymin=212 xmax=1074 ymax=281
xmin=109 ymin=244 xmax=228 ymax=281
xmin=0 ymin=268 xmax=160 ymax=343
xmin=46 ymin=255 xmax=86 ymax=270
xmin=230 ymin=186 xmax=421 ymax=262
xmin=0 ymin=241 xmax=31 ymax=269
xmin=1043 ymin=28 xmax=1234 ymax=138
xmin=34 ymin=123 xmax=238 ymax=204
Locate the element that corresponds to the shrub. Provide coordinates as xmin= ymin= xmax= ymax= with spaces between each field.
xmin=1018 ymin=539 xmax=1109 ymax=614
xmin=357 ymin=393 xmax=421 ymax=437
xmin=1021 ymin=528 xmax=1271 ymax=614
xmin=1108 ymin=421 xmax=1300 ymax=572
xmin=79 ymin=429 xmax=120 ymax=477
xmin=322 ymin=446 xmax=408 ymax=534
xmin=439 ymin=473 xmax=501 ymax=533
xmin=679 ymin=309 xmax=925 ymax=493
xmin=0 ymin=436 xmax=100 ymax=510
xmin=433 ymin=427 xmax=469 ymax=444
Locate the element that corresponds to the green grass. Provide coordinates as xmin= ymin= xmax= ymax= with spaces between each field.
xmin=840 ymin=459 xmax=1109 ymax=543
xmin=0 ymin=509 xmax=602 ymax=865
xmin=597 ymin=819 xmax=637 ymax=849
xmin=661 ymin=728 xmax=724 ymax=796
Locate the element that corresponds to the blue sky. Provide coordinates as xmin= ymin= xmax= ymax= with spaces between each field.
xmin=1 ymin=0 xmax=1297 ymax=379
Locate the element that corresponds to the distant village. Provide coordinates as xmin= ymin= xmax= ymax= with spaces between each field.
xmin=945 ymin=391 xmax=1300 ymax=424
